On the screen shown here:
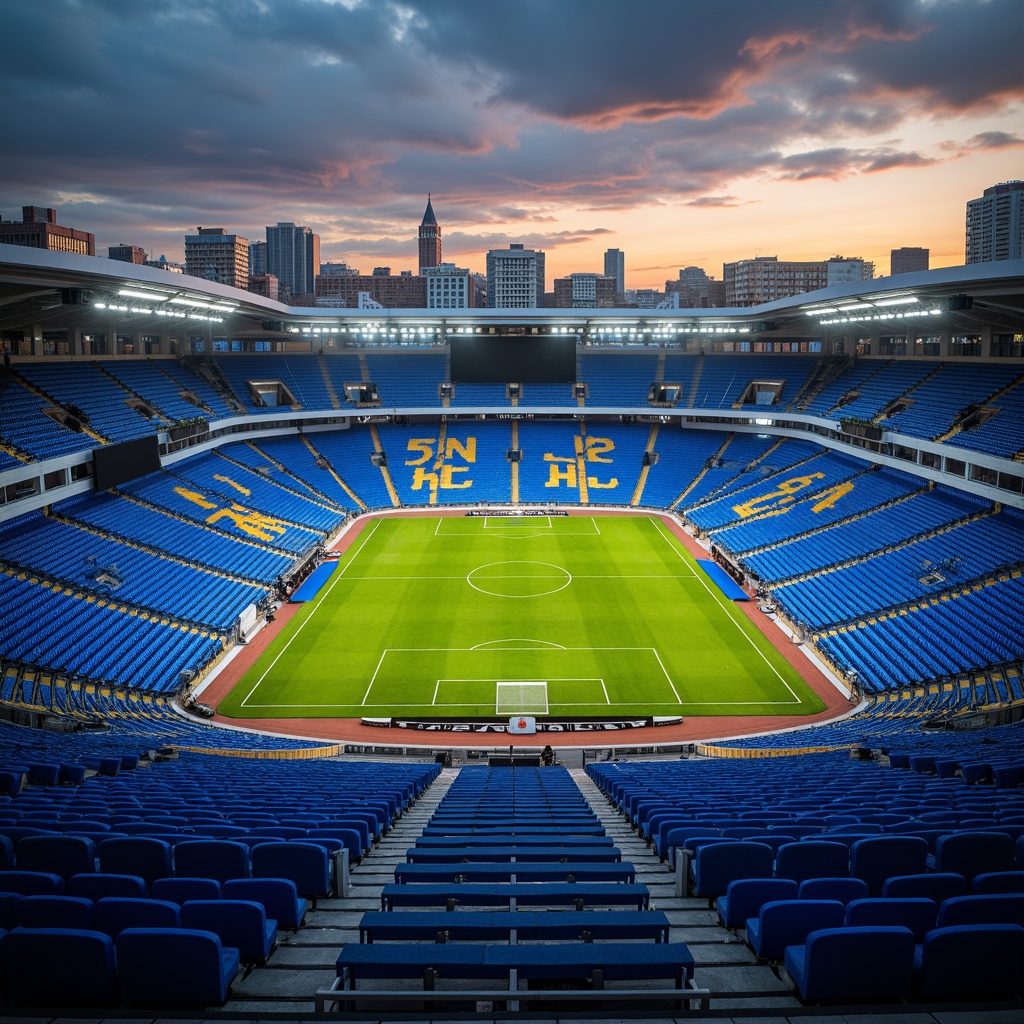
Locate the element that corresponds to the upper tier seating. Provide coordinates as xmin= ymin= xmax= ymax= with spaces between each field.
xmin=58 ymin=492 xmax=293 ymax=584
xmin=0 ymin=514 xmax=265 ymax=631
xmin=364 ymin=352 xmax=447 ymax=407
xmin=14 ymin=363 xmax=158 ymax=442
xmin=215 ymin=355 xmax=334 ymax=412
xmin=0 ymin=377 xmax=96 ymax=461
xmin=744 ymin=486 xmax=988 ymax=582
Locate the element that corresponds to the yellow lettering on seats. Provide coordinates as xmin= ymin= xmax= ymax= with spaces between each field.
xmin=405 ymin=438 xmax=435 ymax=465
xmin=812 ymin=480 xmax=855 ymax=513
xmin=213 ymin=474 xmax=251 ymax=497
xmin=731 ymin=472 xmax=826 ymax=519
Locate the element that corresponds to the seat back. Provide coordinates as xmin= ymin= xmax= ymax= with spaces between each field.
xmin=970 ymin=870 xmax=1024 ymax=895
xmin=0 ymin=926 xmax=116 ymax=1005
xmin=798 ymin=877 xmax=869 ymax=905
xmin=934 ymin=831 xmax=1014 ymax=881
xmin=788 ymin=925 xmax=915 ymax=1002
xmin=775 ymin=841 xmax=849 ymax=883
xmin=16 ymin=835 xmax=95 ymax=880
xmin=882 ymin=872 xmax=967 ymax=901
xmin=844 ymin=897 xmax=937 ymax=940
xmin=115 ymin=926 xmax=240 ymax=1005
xmin=173 ymin=840 xmax=250 ymax=884
xmin=850 ymin=836 xmax=927 ymax=896
xmin=151 ymin=876 xmax=223 ymax=905
xmin=97 ymin=837 xmax=173 ymax=887
xmin=0 ymin=869 xmax=64 ymax=896
xmin=14 ymin=894 xmax=94 ymax=930
xmin=718 ymin=877 xmax=797 ymax=929
xmin=251 ymin=842 xmax=331 ymax=900
xmin=67 ymin=872 xmax=147 ymax=900
xmin=748 ymin=899 xmax=845 ymax=960
xmin=692 ymin=842 xmax=774 ymax=898
xmin=936 ymin=892 xmax=1024 ymax=927
xmin=181 ymin=898 xmax=276 ymax=962
xmin=94 ymin=896 xmax=181 ymax=937
xmin=915 ymin=923 xmax=1024 ymax=998
xmin=223 ymin=877 xmax=307 ymax=930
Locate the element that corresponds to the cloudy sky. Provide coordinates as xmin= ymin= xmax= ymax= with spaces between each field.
xmin=2 ymin=0 xmax=1022 ymax=288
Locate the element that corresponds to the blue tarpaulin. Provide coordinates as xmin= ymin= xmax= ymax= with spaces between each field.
xmin=290 ymin=561 xmax=338 ymax=602
xmin=696 ymin=559 xmax=750 ymax=601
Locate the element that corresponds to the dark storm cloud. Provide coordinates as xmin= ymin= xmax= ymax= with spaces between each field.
xmin=0 ymin=0 xmax=1021 ymax=259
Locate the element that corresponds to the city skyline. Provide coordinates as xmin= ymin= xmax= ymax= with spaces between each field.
xmin=1 ymin=1 xmax=1022 ymax=289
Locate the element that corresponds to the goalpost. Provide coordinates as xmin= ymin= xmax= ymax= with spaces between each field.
xmin=495 ymin=681 xmax=549 ymax=716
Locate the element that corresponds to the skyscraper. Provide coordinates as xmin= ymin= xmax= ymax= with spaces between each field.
xmin=486 ymin=244 xmax=545 ymax=308
xmin=890 ymin=247 xmax=929 ymax=276
xmin=249 ymin=240 xmax=268 ymax=278
xmin=418 ymin=196 xmax=441 ymax=274
xmin=966 ymin=181 xmax=1024 ymax=263
xmin=603 ymin=248 xmax=625 ymax=300
xmin=266 ymin=223 xmax=320 ymax=299
xmin=184 ymin=227 xmax=250 ymax=289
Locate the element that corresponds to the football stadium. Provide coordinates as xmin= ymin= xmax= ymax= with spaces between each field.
xmin=1 ymin=244 xmax=1023 ymax=1017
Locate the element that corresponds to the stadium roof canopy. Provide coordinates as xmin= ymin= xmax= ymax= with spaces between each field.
xmin=2 ymin=243 xmax=1023 ymax=342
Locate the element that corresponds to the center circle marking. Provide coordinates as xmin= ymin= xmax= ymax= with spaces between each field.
xmin=466 ymin=560 xmax=572 ymax=599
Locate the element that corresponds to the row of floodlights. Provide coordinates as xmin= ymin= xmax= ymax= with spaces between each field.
xmin=819 ymin=309 xmax=942 ymax=326
xmin=89 ymin=287 xmax=239 ymax=325
xmin=804 ymin=294 xmax=942 ymax=325
xmin=290 ymin=324 xmax=755 ymax=337
xmin=94 ymin=302 xmax=224 ymax=323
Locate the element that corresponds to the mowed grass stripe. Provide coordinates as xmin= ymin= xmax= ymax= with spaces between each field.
xmin=218 ymin=515 xmax=825 ymax=719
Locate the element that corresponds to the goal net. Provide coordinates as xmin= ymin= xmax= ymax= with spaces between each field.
xmin=495 ymin=681 xmax=549 ymax=716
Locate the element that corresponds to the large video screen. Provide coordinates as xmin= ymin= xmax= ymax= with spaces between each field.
xmin=93 ymin=435 xmax=161 ymax=491
xmin=450 ymin=335 xmax=577 ymax=383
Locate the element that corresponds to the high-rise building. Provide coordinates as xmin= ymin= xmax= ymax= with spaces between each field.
xmin=249 ymin=240 xmax=268 ymax=278
xmin=418 ymin=196 xmax=441 ymax=274
xmin=0 ymin=206 xmax=95 ymax=256
xmin=603 ymin=248 xmax=625 ymax=299
xmin=184 ymin=227 xmax=250 ymax=289
xmin=485 ymin=244 xmax=545 ymax=308
xmin=890 ymin=247 xmax=929 ymax=276
xmin=425 ymin=263 xmax=474 ymax=308
xmin=966 ymin=181 xmax=1024 ymax=263
xmin=108 ymin=244 xmax=147 ymax=264
xmin=266 ymin=222 xmax=320 ymax=299
xmin=724 ymin=255 xmax=873 ymax=306
xmin=553 ymin=273 xmax=616 ymax=307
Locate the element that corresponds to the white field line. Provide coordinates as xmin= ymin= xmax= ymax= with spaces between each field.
xmin=650 ymin=516 xmax=801 ymax=702
xmin=240 ymin=517 xmax=382 ymax=707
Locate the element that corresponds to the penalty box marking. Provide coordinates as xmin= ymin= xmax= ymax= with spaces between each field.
xmin=248 ymin=639 xmax=804 ymax=710
xmin=361 ymin=646 xmax=676 ymax=707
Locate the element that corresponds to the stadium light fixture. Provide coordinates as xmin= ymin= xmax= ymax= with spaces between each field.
xmin=873 ymin=296 xmax=918 ymax=306
xmin=119 ymin=288 xmax=167 ymax=301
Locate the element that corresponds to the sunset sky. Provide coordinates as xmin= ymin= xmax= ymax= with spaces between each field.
xmin=2 ymin=0 xmax=1022 ymax=290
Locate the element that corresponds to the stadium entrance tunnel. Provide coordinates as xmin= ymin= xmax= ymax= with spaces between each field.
xmin=466 ymin=560 xmax=572 ymax=598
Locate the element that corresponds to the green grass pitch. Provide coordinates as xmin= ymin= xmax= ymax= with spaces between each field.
xmin=219 ymin=514 xmax=826 ymax=720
